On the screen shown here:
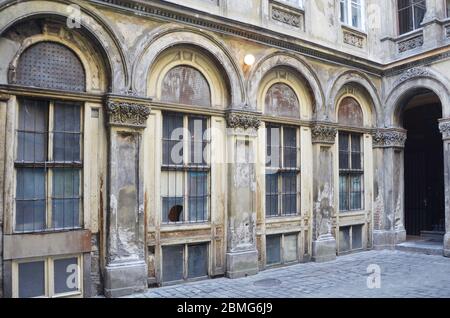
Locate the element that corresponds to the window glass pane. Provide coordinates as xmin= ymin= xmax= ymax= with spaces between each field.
xmin=52 ymin=168 xmax=81 ymax=229
xmin=340 ymin=0 xmax=348 ymax=23
xmin=352 ymin=225 xmax=363 ymax=249
xmin=350 ymin=175 xmax=362 ymax=210
xmin=351 ymin=1 xmax=361 ymax=28
xmin=162 ymin=245 xmax=184 ymax=282
xmin=162 ymin=197 xmax=184 ymax=223
xmin=266 ymin=125 xmax=280 ymax=168
xmin=188 ymin=244 xmax=208 ymax=278
xmin=17 ymin=99 xmax=48 ymax=162
xmin=284 ymin=234 xmax=298 ymax=263
xmin=188 ymin=172 xmax=208 ymax=222
xmin=266 ymin=235 xmax=281 ymax=265
xmin=413 ymin=1 xmax=426 ymax=29
xmin=398 ymin=3 xmax=414 ymax=34
xmin=188 ymin=117 xmax=207 ymax=165
xmin=162 ymin=113 xmax=184 ymax=165
xmin=16 ymin=168 xmax=46 ymax=232
xmin=282 ymin=172 xmax=297 ymax=216
xmin=351 ymin=134 xmax=362 ymax=170
xmin=18 ymin=261 xmax=45 ymax=298
xmin=283 ymin=127 xmax=297 ymax=168
xmin=339 ymin=133 xmax=350 ymax=170
xmin=53 ymin=102 xmax=81 ymax=162
xmin=54 ymin=257 xmax=79 ymax=294
xmin=339 ymin=175 xmax=349 ymax=211
xmin=265 ymin=173 xmax=279 ymax=217
xmin=339 ymin=226 xmax=351 ymax=252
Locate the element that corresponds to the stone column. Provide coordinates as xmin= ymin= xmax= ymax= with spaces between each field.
xmin=311 ymin=123 xmax=337 ymax=263
xmin=225 ymin=111 xmax=261 ymax=278
xmin=439 ymin=119 xmax=450 ymax=257
xmin=372 ymin=129 xmax=407 ymax=249
xmin=104 ymin=97 xmax=151 ymax=297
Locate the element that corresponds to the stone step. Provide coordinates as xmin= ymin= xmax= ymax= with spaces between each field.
xmin=396 ymin=240 xmax=443 ymax=256
xmin=420 ymin=230 xmax=445 ymax=242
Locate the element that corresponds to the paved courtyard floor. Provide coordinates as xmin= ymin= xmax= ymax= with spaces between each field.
xmin=127 ymin=250 xmax=450 ymax=298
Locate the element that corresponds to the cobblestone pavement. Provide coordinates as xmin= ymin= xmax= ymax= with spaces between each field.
xmin=127 ymin=250 xmax=450 ymax=298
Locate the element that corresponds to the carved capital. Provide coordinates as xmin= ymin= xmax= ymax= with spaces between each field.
xmin=106 ymin=101 xmax=151 ymax=128
xmin=311 ymin=124 xmax=337 ymax=145
xmin=226 ymin=111 xmax=261 ymax=130
xmin=372 ymin=128 xmax=407 ymax=148
xmin=439 ymin=119 xmax=450 ymax=140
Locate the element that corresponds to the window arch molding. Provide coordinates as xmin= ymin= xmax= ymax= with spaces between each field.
xmin=148 ymin=47 xmax=229 ymax=108
xmin=8 ymin=35 xmax=107 ymax=92
xmin=258 ymin=68 xmax=313 ymax=121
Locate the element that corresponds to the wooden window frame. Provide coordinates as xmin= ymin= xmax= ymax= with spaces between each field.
xmin=265 ymin=232 xmax=300 ymax=267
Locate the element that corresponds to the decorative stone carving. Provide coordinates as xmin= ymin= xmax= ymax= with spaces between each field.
xmin=372 ymin=129 xmax=407 ymax=148
xmin=395 ymin=67 xmax=430 ymax=86
xmin=107 ymin=101 xmax=151 ymax=128
xmin=343 ymin=30 xmax=364 ymax=48
xmin=439 ymin=120 xmax=450 ymax=140
xmin=226 ymin=112 xmax=261 ymax=130
xmin=311 ymin=124 xmax=337 ymax=144
xmin=397 ymin=35 xmax=423 ymax=53
xmin=270 ymin=2 xmax=304 ymax=30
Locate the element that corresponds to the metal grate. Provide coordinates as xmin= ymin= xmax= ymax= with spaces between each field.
xmin=15 ymin=42 xmax=85 ymax=92
xmin=161 ymin=66 xmax=211 ymax=107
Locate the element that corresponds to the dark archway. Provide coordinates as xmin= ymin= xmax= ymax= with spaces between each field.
xmin=402 ymin=90 xmax=445 ymax=239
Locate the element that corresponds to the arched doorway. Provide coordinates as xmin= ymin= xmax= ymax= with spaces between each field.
xmin=401 ymin=89 xmax=445 ymax=242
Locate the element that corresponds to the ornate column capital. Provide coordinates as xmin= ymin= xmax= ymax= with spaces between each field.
xmin=225 ymin=110 xmax=261 ymax=136
xmin=439 ymin=118 xmax=450 ymax=140
xmin=106 ymin=97 xmax=151 ymax=129
xmin=0 ymin=93 xmax=11 ymax=101
xmin=372 ymin=128 xmax=407 ymax=148
xmin=311 ymin=123 xmax=337 ymax=145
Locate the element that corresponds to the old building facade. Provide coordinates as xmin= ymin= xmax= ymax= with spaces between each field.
xmin=0 ymin=0 xmax=449 ymax=297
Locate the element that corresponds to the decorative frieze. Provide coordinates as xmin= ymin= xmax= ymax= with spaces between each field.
xmin=226 ymin=112 xmax=261 ymax=130
xmin=343 ymin=30 xmax=364 ymax=48
xmin=439 ymin=119 xmax=450 ymax=140
xmin=394 ymin=67 xmax=429 ymax=86
xmin=107 ymin=101 xmax=151 ymax=128
xmin=398 ymin=35 xmax=423 ymax=53
xmin=372 ymin=129 xmax=407 ymax=148
xmin=311 ymin=124 xmax=337 ymax=145
xmin=270 ymin=1 xmax=304 ymax=30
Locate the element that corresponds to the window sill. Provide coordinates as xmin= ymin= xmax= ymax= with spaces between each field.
xmin=160 ymin=222 xmax=211 ymax=231
xmin=266 ymin=215 xmax=301 ymax=223
xmin=340 ymin=24 xmax=367 ymax=36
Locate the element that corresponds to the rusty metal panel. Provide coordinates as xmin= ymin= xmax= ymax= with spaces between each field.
xmin=161 ymin=66 xmax=211 ymax=107
xmin=338 ymin=97 xmax=364 ymax=127
xmin=264 ymin=83 xmax=300 ymax=118
xmin=15 ymin=42 xmax=85 ymax=92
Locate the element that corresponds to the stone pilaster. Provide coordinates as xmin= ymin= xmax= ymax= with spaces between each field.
xmin=372 ymin=128 xmax=407 ymax=249
xmin=422 ymin=0 xmax=446 ymax=48
xmin=439 ymin=119 xmax=450 ymax=257
xmin=104 ymin=96 xmax=151 ymax=297
xmin=225 ymin=110 xmax=261 ymax=278
xmin=311 ymin=123 xmax=337 ymax=263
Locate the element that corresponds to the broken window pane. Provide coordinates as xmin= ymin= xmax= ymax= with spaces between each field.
xmin=53 ymin=102 xmax=81 ymax=162
xmin=162 ymin=245 xmax=184 ymax=282
xmin=265 ymin=173 xmax=279 ymax=217
xmin=162 ymin=113 xmax=184 ymax=166
xmin=18 ymin=261 xmax=45 ymax=298
xmin=188 ymin=244 xmax=208 ymax=279
xmin=339 ymin=226 xmax=351 ymax=252
xmin=188 ymin=172 xmax=208 ymax=222
xmin=266 ymin=235 xmax=281 ymax=265
xmin=352 ymin=225 xmax=363 ymax=250
xmin=52 ymin=168 xmax=81 ymax=229
xmin=162 ymin=197 xmax=184 ymax=223
xmin=284 ymin=234 xmax=298 ymax=263
xmin=54 ymin=257 xmax=79 ymax=294
xmin=17 ymin=99 xmax=48 ymax=162
xmin=15 ymin=168 xmax=46 ymax=232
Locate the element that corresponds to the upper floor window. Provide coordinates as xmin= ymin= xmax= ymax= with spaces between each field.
xmin=398 ymin=0 xmax=426 ymax=35
xmin=279 ymin=0 xmax=303 ymax=8
xmin=265 ymin=124 xmax=300 ymax=217
xmin=447 ymin=0 xmax=450 ymax=17
xmin=161 ymin=112 xmax=210 ymax=224
xmin=340 ymin=0 xmax=364 ymax=30
xmin=15 ymin=99 xmax=83 ymax=232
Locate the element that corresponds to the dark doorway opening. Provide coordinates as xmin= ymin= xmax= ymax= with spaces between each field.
xmin=403 ymin=92 xmax=445 ymax=239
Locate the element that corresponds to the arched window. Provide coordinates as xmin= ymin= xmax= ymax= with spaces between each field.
xmin=15 ymin=41 xmax=85 ymax=91
xmin=338 ymin=97 xmax=364 ymax=127
xmin=161 ymin=66 xmax=211 ymax=107
xmin=265 ymin=83 xmax=300 ymax=118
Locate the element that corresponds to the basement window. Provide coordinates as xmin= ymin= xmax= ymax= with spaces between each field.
xmin=162 ymin=243 xmax=209 ymax=283
xmin=339 ymin=224 xmax=364 ymax=253
xmin=266 ymin=233 xmax=299 ymax=266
